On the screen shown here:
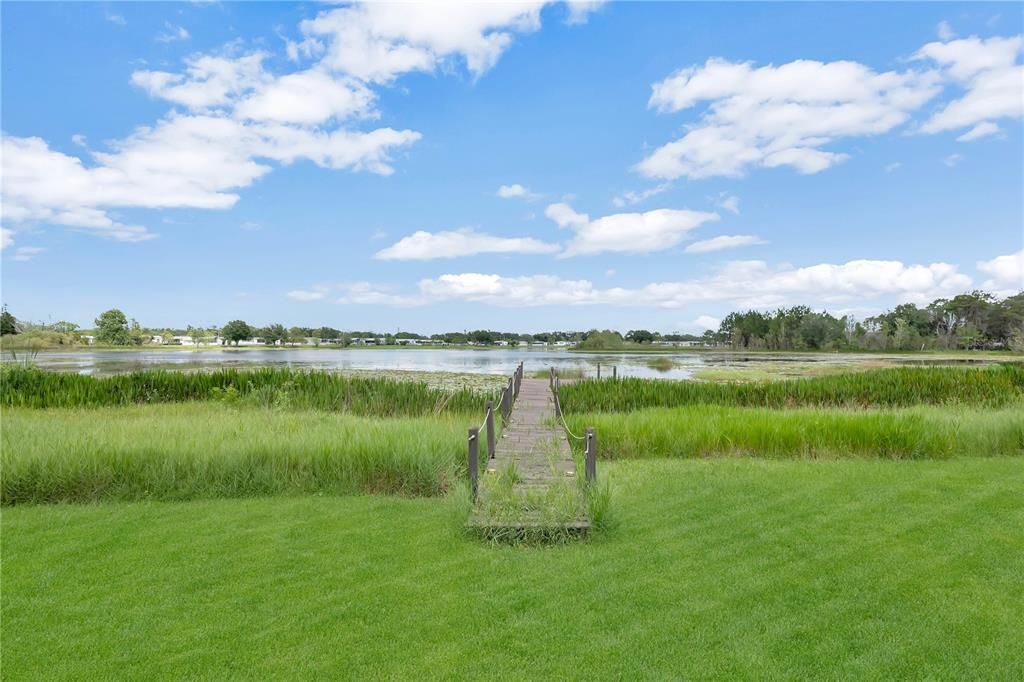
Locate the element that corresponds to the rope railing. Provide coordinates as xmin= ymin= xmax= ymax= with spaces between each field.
xmin=468 ymin=361 xmax=523 ymax=501
xmin=549 ymin=366 xmax=597 ymax=483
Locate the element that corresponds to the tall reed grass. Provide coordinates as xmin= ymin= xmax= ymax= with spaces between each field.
xmin=560 ymin=365 xmax=1024 ymax=412
xmin=1 ymin=366 xmax=496 ymax=417
xmin=565 ymin=405 xmax=1024 ymax=460
xmin=1 ymin=404 xmax=472 ymax=504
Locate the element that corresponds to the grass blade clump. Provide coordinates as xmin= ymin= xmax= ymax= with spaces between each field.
xmin=564 ymin=405 xmax=1024 ymax=460
xmin=560 ymin=365 xmax=1024 ymax=412
xmin=0 ymin=366 xmax=497 ymax=417
xmin=1 ymin=404 xmax=471 ymax=505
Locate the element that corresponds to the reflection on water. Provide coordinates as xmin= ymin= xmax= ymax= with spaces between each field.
xmin=3 ymin=347 xmax=998 ymax=380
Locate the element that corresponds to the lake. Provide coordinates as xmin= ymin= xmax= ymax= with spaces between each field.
xmin=6 ymin=347 xmax=995 ymax=380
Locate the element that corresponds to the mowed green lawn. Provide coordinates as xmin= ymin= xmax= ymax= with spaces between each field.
xmin=4 ymin=458 xmax=1022 ymax=680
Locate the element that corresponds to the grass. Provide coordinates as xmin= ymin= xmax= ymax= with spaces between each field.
xmin=565 ymin=404 xmax=1024 ymax=460
xmin=3 ymin=458 xmax=1022 ymax=679
xmin=0 ymin=366 xmax=497 ymax=416
xmin=646 ymin=357 xmax=676 ymax=372
xmin=1 ymin=404 xmax=483 ymax=504
xmin=561 ymin=364 xmax=1024 ymax=411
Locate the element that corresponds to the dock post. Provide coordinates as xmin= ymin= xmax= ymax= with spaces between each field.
xmin=485 ymin=401 xmax=495 ymax=459
xmin=585 ymin=428 xmax=596 ymax=483
xmin=469 ymin=428 xmax=479 ymax=501
xmin=549 ymin=366 xmax=554 ymax=389
xmin=613 ymin=366 xmax=617 ymax=380
xmin=554 ymin=377 xmax=562 ymax=420
xmin=597 ymin=363 xmax=601 ymax=380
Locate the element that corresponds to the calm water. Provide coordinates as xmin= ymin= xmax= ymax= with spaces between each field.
xmin=4 ymin=347 xmax=986 ymax=380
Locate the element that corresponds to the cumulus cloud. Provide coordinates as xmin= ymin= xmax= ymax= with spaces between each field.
xmin=638 ymin=56 xmax=941 ymax=180
xmin=716 ymin=195 xmax=740 ymax=214
xmin=545 ymin=202 xmax=719 ymax=256
xmin=300 ymin=2 xmax=550 ymax=83
xmin=956 ymin=121 xmax=1002 ymax=141
xmin=1 ymin=122 xmax=419 ymax=241
xmin=3 ymin=2 xmax=592 ymax=244
xmin=1 ymin=228 xmax=14 ymax=250
xmin=287 ymin=287 xmax=328 ymax=301
xmin=12 ymin=246 xmax=46 ymax=262
xmin=916 ymin=35 xmax=1023 ymax=135
xmin=497 ymin=183 xmax=540 ymax=200
xmin=611 ymin=183 xmax=670 ymax=207
xmin=303 ymin=257 xmax=970 ymax=309
xmin=374 ymin=227 xmax=560 ymax=260
xmin=977 ymin=250 xmax=1024 ymax=294
xmin=684 ymin=234 xmax=765 ymax=253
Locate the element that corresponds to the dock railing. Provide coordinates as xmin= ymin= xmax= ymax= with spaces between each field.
xmin=469 ymin=361 xmax=523 ymax=501
xmin=550 ymin=367 xmax=596 ymax=484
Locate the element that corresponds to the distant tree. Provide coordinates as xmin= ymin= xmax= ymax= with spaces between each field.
xmin=261 ymin=324 xmax=287 ymax=346
xmin=288 ymin=326 xmax=306 ymax=345
xmin=1 ymin=307 xmax=19 ymax=336
xmin=625 ymin=329 xmax=655 ymax=344
xmin=222 ymin=320 xmax=253 ymax=346
xmin=95 ymin=309 xmax=132 ymax=345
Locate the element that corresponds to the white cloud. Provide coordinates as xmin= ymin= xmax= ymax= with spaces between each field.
xmin=1 ymin=228 xmax=14 ymax=250
xmin=156 ymin=23 xmax=190 ymax=43
xmin=287 ymin=288 xmax=327 ymax=301
xmin=716 ymin=194 xmax=740 ymax=214
xmin=639 ymin=56 xmax=941 ymax=179
xmin=301 ymin=2 xmax=549 ymax=83
xmin=916 ymin=35 xmax=1024 ymax=135
xmin=6 ymin=3 xmax=592 ymax=243
xmin=240 ymin=221 xmax=260 ymax=231
xmin=106 ymin=13 xmax=126 ymax=27
xmin=1 ymin=121 xmax=419 ymax=240
xmin=132 ymin=53 xmax=269 ymax=110
xmin=944 ymin=153 xmax=964 ymax=166
xmin=956 ymin=120 xmax=1001 ymax=141
xmin=684 ymin=234 xmax=765 ymax=253
xmin=233 ymin=69 xmax=376 ymax=125
xmin=545 ymin=202 xmax=719 ymax=256
xmin=12 ymin=246 xmax=46 ymax=262
xmin=611 ymin=183 xmax=670 ymax=207
xmin=311 ymin=258 xmax=972 ymax=309
xmin=564 ymin=1 xmax=605 ymax=25
xmin=938 ymin=21 xmax=956 ymax=42
xmin=497 ymin=183 xmax=540 ymax=200
xmin=374 ymin=227 xmax=560 ymax=260
xmin=977 ymin=250 xmax=1024 ymax=293
xmin=694 ymin=315 xmax=721 ymax=331
xmin=885 ymin=161 xmax=902 ymax=173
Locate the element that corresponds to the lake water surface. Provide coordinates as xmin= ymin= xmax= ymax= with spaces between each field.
xmin=8 ymin=347 xmax=991 ymax=380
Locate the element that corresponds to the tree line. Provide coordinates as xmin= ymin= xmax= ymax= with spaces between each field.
xmin=1 ymin=289 xmax=1021 ymax=351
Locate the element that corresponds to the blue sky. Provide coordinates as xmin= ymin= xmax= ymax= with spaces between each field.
xmin=2 ymin=1 xmax=1022 ymax=333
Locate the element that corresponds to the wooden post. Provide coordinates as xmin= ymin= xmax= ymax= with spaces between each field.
xmin=469 ymin=428 xmax=479 ymax=501
xmin=501 ymin=386 xmax=510 ymax=422
xmin=485 ymin=401 xmax=495 ymax=459
xmin=508 ymin=377 xmax=515 ymax=405
xmin=613 ymin=365 xmax=617 ymax=380
xmin=585 ymin=428 xmax=596 ymax=483
xmin=597 ymin=363 xmax=601 ymax=380
xmin=549 ymin=366 xmax=554 ymax=389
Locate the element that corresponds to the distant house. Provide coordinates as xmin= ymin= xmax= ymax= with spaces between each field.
xmin=553 ymin=340 xmax=572 ymax=347
xmin=81 ymin=335 xmax=95 ymax=345
xmin=172 ymin=335 xmax=194 ymax=345
xmin=150 ymin=335 xmax=164 ymax=345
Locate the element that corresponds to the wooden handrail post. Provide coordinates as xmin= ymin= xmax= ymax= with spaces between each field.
xmin=554 ymin=377 xmax=562 ymax=420
xmin=585 ymin=428 xmax=596 ymax=483
xmin=549 ymin=366 xmax=554 ymax=389
xmin=597 ymin=363 xmax=601 ymax=380
xmin=469 ymin=428 xmax=479 ymax=501
xmin=613 ymin=365 xmax=617 ymax=380
xmin=485 ymin=401 xmax=495 ymax=459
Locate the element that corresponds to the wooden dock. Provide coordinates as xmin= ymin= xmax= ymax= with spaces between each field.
xmin=467 ymin=369 xmax=592 ymax=538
